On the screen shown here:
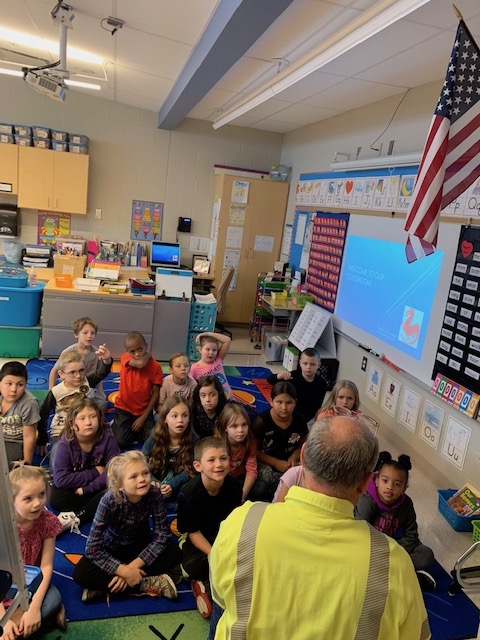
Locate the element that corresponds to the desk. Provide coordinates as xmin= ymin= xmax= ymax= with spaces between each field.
xmin=259 ymin=295 xmax=304 ymax=333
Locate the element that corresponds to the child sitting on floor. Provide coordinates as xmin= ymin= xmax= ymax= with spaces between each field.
xmin=112 ymin=331 xmax=163 ymax=449
xmin=191 ymin=375 xmax=227 ymax=439
xmin=158 ymin=352 xmax=197 ymax=409
xmin=143 ymin=396 xmax=196 ymax=501
xmin=177 ymin=437 xmax=242 ymax=619
xmin=267 ymin=347 xmax=326 ymax=423
xmin=316 ymin=379 xmax=360 ymax=420
xmin=50 ymin=397 xmax=120 ymax=533
xmin=253 ymin=381 xmax=308 ymax=498
xmin=355 ymin=450 xmax=436 ymax=591
xmin=73 ymin=450 xmax=181 ymax=602
xmin=38 ymin=350 xmax=112 ymax=468
xmin=215 ymin=403 xmax=269 ymax=503
xmin=1 ymin=464 xmax=66 ymax=639
xmin=0 ymin=361 xmax=40 ymax=465
xmin=190 ymin=332 xmax=233 ymax=399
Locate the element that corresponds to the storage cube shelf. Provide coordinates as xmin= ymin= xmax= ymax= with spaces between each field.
xmin=0 ymin=325 xmax=41 ymax=358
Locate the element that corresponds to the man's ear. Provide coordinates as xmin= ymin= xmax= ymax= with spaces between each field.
xmin=193 ymin=460 xmax=202 ymax=473
xmin=358 ymin=471 xmax=373 ymax=496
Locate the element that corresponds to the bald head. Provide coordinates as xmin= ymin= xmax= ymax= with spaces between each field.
xmin=303 ymin=416 xmax=378 ymax=496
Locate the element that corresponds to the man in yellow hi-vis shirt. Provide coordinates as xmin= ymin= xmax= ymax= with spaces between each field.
xmin=210 ymin=415 xmax=430 ymax=640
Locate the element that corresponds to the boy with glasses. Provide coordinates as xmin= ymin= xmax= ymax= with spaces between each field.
xmin=38 ymin=349 xmax=112 ymax=468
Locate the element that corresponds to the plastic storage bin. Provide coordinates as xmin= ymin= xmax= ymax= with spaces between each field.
xmin=0 ymin=325 xmax=41 ymax=358
xmin=33 ymin=137 xmax=52 ymax=149
xmin=52 ymin=140 xmax=68 ymax=152
xmin=0 ymin=123 xmax=13 ymax=134
xmin=68 ymin=143 xmax=88 ymax=154
xmin=51 ymin=130 xmax=69 ymax=142
xmin=69 ymin=133 xmax=89 ymax=145
xmin=32 ymin=126 xmax=50 ymax=139
xmin=54 ymin=274 xmax=73 ymax=288
xmin=14 ymin=135 xmax=32 ymax=146
xmin=437 ymin=489 xmax=478 ymax=532
xmin=264 ymin=333 xmax=288 ymax=361
xmin=0 ymin=267 xmax=28 ymax=288
xmin=0 ymin=133 xmax=14 ymax=144
xmin=473 ymin=520 xmax=480 ymax=543
xmin=14 ymin=125 xmax=32 ymax=136
xmin=0 ymin=282 xmax=45 ymax=327
xmin=189 ymin=301 xmax=217 ymax=332
xmin=187 ymin=331 xmax=201 ymax=363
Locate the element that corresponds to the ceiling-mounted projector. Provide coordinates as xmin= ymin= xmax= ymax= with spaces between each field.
xmin=24 ymin=70 xmax=66 ymax=102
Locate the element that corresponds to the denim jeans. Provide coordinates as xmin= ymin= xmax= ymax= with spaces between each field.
xmin=207 ymin=601 xmax=223 ymax=640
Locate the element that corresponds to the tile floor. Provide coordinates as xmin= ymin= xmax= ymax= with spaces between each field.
xmin=225 ymin=327 xmax=480 ymax=637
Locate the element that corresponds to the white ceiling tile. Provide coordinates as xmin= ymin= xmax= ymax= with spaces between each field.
xmin=406 ymin=0 xmax=480 ymax=30
xmin=304 ymin=78 xmax=407 ymax=110
xmin=324 ymin=19 xmax=442 ymax=77
xmin=115 ymin=67 xmax=173 ymax=102
xmin=116 ymin=30 xmax=191 ymax=79
xmin=115 ymin=90 xmax=161 ymax=113
xmin=186 ymin=106 xmax=216 ymax=121
xmin=194 ymin=86 xmax=240 ymax=110
xmin=250 ymin=119 xmax=294 ymax=133
xmin=274 ymin=70 xmax=344 ymax=102
xmin=244 ymin=98 xmax=295 ymax=120
xmin=267 ymin=102 xmax=341 ymax=125
xmin=215 ymin=57 xmax=274 ymax=93
xmin=356 ymin=31 xmax=455 ymax=87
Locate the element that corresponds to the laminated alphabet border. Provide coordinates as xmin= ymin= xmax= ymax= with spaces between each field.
xmin=432 ymin=226 xmax=480 ymax=394
xmin=296 ymin=169 xmax=480 ymax=216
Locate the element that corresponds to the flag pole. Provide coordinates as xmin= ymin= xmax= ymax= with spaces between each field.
xmin=452 ymin=4 xmax=463 ymax=20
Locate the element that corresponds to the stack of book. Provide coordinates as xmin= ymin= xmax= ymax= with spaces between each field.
xmin=22 ymin=245 xmax=52 ymax=268
xmin=447 ymin=483 xmax=480 ymax=516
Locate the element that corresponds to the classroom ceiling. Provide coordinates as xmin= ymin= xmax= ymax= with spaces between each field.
xmin=1 ymin=0 xmax=480 ymax=133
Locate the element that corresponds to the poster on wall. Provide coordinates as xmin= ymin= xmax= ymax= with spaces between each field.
xmin=37 ymin=212 xmax=71 ymax=246
xmin=398 ymin=387 xmax=421 ymax=432
xmin=380 ymin=375 xmax=401 ymax=417
xmin=131 ymin=200 xmax=163 ymax=241
xmin=419 ymin=400 xmax=444 ymax=450
xmin=432 ymin=226 xmax=480 ymax=394
xmin=231 ymin=180 xmax=249 ymax=204
xmin=306 ymin=212 xmax=349 ymax=312
xmin=365 ymin=363 xmax=384 ymax=403
xmin=441 ymin=415 xmax=471 ymax=470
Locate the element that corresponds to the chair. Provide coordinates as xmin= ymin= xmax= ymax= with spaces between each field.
xmin=215 ymin=266 xmax=234 ymax=339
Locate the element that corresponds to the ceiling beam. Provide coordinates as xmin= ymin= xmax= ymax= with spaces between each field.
xmin=157 ymin=0 xmax=294 ymax=130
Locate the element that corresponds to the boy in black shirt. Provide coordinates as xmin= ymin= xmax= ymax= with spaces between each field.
xmin=177 ymin=436 xmax=241 ymax=619
xmin=267 ymin=347 xmax=326 ymax=423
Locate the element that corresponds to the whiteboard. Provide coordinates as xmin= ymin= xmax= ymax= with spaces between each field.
xmin=333 ymin=215 xmax=458 ymax=387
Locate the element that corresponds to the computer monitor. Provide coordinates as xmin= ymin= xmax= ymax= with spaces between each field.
xmin=150 ymin=241 xmax=181 ymax=269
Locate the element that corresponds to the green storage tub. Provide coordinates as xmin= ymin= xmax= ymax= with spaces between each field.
xmin=0 ymin=325 xmax=41 ymax=358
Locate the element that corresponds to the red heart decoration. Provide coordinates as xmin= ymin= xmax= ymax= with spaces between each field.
xmin=462 ymin=240 xmax=474 ymax=258
xmin=345 ymin=180 xmax=354 ymax=194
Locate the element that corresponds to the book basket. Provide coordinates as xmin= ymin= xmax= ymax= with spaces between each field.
xmin=437 ymin=489 xmax=477 ymax=532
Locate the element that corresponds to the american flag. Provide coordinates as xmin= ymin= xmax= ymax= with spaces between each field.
xmin=404 ymin=20 xmax=480 ymax=263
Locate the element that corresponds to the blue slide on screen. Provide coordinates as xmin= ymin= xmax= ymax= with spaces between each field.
xmin=335 ymin=236 xmax=444 ymax=360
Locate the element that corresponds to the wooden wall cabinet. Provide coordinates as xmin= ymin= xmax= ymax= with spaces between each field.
xmin=212 ymin=174 xmax=289 ymax=324
xmin=18 ymin=146 xmax=89 ymax=214
xmin=0 ymin=144 xmax=19 ymax=194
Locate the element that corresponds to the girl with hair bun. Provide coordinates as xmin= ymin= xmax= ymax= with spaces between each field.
xmin=355 ymin=450 xmax=436 ymax=591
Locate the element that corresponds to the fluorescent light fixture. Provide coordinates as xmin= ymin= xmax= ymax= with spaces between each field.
xmin=213 ymin=0 xmax=431 ymax=129
xmin=0 ymin=68 xmax=22 ymax=77
xmin=65 ymin=79 xmax=101 ymax=90
xmin=330 ymin=152 xmax=422 ymax=171
xmin=0 ymin=27 xmax=103 ymax=64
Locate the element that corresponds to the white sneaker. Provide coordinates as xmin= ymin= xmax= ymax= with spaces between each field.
xmin=57 ymin=511 xmax=81 ymax=534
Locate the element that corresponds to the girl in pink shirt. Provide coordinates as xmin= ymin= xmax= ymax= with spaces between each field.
xmin=190 ymin=332 xmax=233 ymax=400
xmin=2 ymin=464 xmax=65 ymax=640
xmin=215 ymin=404 xmax=269 ymax=503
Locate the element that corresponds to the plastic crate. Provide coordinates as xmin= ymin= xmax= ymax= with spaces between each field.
xmin=437 ymin=489 xmax=477 ymax=532
xmin=187 ymin=332 xmax=201 ymax=362
xmin=0 ymin=325 xmax=41 ymax=358
xmin=473 ymin=521 xmax=480 ymax=543
xmin=189 ymin=301 xmax=217 ymax=332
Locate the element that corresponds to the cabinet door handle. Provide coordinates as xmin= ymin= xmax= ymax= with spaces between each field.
xmin=47 ymin=197 xmax=51 ymax=208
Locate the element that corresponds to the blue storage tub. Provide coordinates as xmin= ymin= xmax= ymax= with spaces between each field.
xmin=0 ymin=282 xmax=45 ymax=326
xmin=0 ymin=267 xmax=28 ymax=288
xmin=437 ymin=488 xmax=478 ymax=532
xmin=189 ymin=300 xmax=217 ymax=332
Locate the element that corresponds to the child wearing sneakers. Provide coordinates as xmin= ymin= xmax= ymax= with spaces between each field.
xmin=355 ymin=450 xmax=436 ymax=591
xmin=177 ymin=437 xmax=242 ymax=620
xmin=73 ymin=451 xmax=181 ymax=602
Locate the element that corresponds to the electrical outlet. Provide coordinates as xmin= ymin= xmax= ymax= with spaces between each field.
xmin=95 ymin=209 xmax=102 ymax=220
xmin=361 ymin=356 xmax=368 ymax=371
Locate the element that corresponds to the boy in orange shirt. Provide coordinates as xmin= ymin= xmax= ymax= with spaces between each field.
xmin=112 ymin=332 xmax=163 ymax=449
